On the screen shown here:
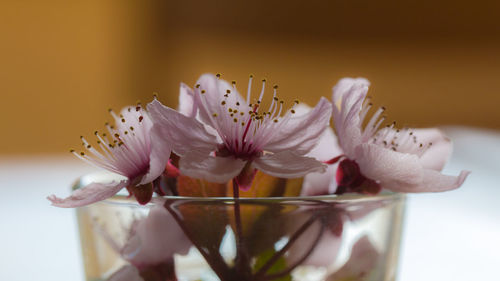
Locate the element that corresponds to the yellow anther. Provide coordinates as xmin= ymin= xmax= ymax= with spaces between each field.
xmin=121 ymin=118 xmax=126 ymax=123
xmin=228 ymin=108 xmax=233 ymax=112
xmin=294 ymin=99 xmax=300 ymax=104
xmin=195 ymin=84 xmax=200 ymax=88
xmin=291 ymin=109 xmax=296 ymax=114
xmin=221 ymin=101 xmax=226 ymax=105
xmin=226 ymin=89 xmax=231 ymax=93
xmin=273 ymin=119 xmax=278 ymax=123
xmin=201 ymin=90 xmax=206 ymax=94
xmin=273 ymin=85 xmax=278 ymax=89
xmin=212 ymin=113 xmax=218 ymax=117
xmin=233 ymin=118 xmax=238 ymax=123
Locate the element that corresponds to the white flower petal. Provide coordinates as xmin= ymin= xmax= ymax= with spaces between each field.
xmin=139 ymin=124 xmax=171 ymax=185
xmin=253 ymin=151 xmax=326 ymax=178
xmin=48 ymin=180 xmax=128 ymax=208
xmin=179 ymin=151 xmax=246 ymax=183
xmin=391 ymin=169 xmax=470 ymax=193
xmin=354 ymin=143 xmax=424 ymax=188
xmin=122 ymin=205 xmax=191 ymax=267
xmin=264 ymin=97 xmax=333 ymax=155
xmin=147 ymin=99 xmax=218 ymax=156
xmin=331 ymin=78 xmax=370 ymax=157
xmin=302 ymin=127 xmax=342 ymax=196
xmin=178 ymin=82 xmax=197 ymax=117
xmin=355 ymin=143 xmax=469 ymax=192
xmin=195 ymin=73 xmax=247 ymax=128
xmin=413 ymin=128 xmax=453 ymax=171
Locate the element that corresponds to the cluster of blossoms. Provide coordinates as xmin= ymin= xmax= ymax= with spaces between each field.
xmin=48 ymin=74 xmax=469 ymax=207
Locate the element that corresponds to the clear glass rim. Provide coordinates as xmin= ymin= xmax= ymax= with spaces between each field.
xmin=74 ymin=172 xmax=405 ymax=206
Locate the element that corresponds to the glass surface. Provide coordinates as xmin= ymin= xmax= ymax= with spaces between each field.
xmin=75 ymin=174 xmax=406 ymax=281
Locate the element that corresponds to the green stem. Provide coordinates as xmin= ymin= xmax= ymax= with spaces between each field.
xmin=253 ymin=214 xmax=318 ymax=280
xmin=232 ymin=179 xmax=252 ymax=279
xmin=164 ymin=201 xmax=230 ymax=280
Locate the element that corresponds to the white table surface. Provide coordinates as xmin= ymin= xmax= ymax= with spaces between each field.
xmin=0 ymin=126 xmax=498 ymax=281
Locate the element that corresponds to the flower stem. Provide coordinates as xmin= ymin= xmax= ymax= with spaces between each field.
xmin=232 ymin=179 xmax=252 ymax=279
xmin=164 ymin=201 xmax=230 ymax=280
xmin=253 ymin=214 xmax=318 ymax=280
xmin=262 ymin=223 xmax=325 ymax=281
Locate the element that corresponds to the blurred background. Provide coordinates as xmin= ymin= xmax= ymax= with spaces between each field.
xmin=1 ymin=0 xmax=500 ymax=154
xmin=1 ymin=1 xmax=499 ymax=281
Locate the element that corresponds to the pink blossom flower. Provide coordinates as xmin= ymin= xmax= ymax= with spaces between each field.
xmin=147 ymin=74 xmax=331 ymax=186
xmin=103 ymin=203 xmax=191 ymax=280
xmin=329 ymin=77 xmax=470 ymax=194
xmin=48 ymin=104 xmax=171 ymax=207
xmin=121 ymin=204 xmax=191 ymax=269
xmin=329 ymin=235 xmax=380 ymax=279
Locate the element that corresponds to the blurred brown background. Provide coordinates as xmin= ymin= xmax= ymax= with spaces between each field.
xmin=1 ymin=0 xmax=500 ymax=155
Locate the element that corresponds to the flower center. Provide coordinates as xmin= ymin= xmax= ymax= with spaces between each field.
xmin=198 ymin=75 xmax=299 ymax=160
xmin=71 ymin=104 xmax=152 ymax=180
xmin=335 ymin=159 xmax=381 ymax=195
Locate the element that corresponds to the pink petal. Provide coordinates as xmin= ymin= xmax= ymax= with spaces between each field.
xmin=147 ymin=99 xmax=218 ymax=156
xmin=355 ymin=143 xmax=470 ymax=192
xmin=302 ymin=127 xmax=342 ymax=196
xmin=179 ymin=151 xmax=246 ymax=183
xmin=264 ymin=97 xmax=333 ymax=155
xmin=413 ymin=128 xmax=453 ymax=171
xmin=194 ymin=73 xmax=247 ymax=128
xmin=354 ymin=143 xmax=424 ymax=189
xmin=48 ymin=180 xmax=128 ymax=208
xmin=122 ymin=205 xmax=191 ymax=267
xmin=331 ymin=78 xmax=370 ymax=157
xmin=392 ymin=169 xmax=470 ymax=193
xmin=288 ymin=216 xmax=342 ymax=267
xmin=253 ymin=151 xmax=326 ymax=178
xmin=139 ymin=124 xmax=171 ymax=185
xmin=330 ymin=235 xmax=378 ymax=279
xmin=178 ymin=82 xmax=197 ymax=117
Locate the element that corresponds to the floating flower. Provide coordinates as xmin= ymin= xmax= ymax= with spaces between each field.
xmin=48 ymin=104 xmax=171 ymax=207
xmin=147 ymin=74 xmax=331 ymax=186
xmin=330 ymin=78 xmax=470 ymax=194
